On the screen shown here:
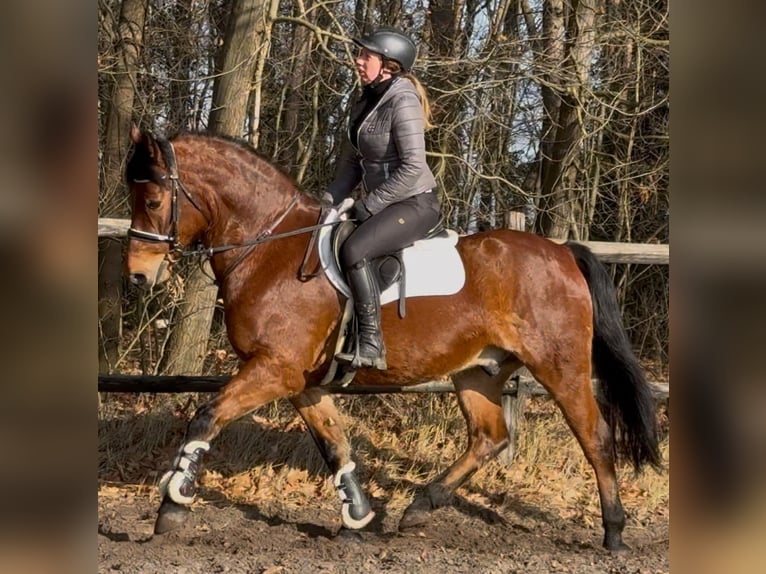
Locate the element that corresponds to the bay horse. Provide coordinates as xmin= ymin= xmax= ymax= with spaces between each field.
xmin=124 ymin=126 xmax=661 ymax=551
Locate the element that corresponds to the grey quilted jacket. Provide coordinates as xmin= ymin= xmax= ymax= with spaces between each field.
xmin=327 ymin=76 xmax=437 ymax=215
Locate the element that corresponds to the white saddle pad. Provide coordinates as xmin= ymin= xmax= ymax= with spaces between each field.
xmin=318 ymin=208 xmax=465 ymax=305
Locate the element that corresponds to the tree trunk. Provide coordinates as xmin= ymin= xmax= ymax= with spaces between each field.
xmin=98 ymin=239 xmax=123 ymax=373
xmin=535 ymin=0 xmax=598 ymax=240
xmin=163 ymin=0 xmax=270 ymax=376
xmin=249 ymin=0 xmax=280 ymax=149
xmin=101 ymin=0 xmax=147 ymax=211
xmin=98 ymin=0 xmax=148 ymax=373
xmin=428 ymin=0 xmax=463 ymax=57
xmin=208 ymin=0 xmax=270 ymax=137
xmin=277 ymin=7 xmax=314 ymax=171
xmin=167 ymin=0 xmax=195 ymax=132
xmin=535 ymin=0 xmax=565 ymax=238
xmin=160 ymin=262 xmax=219 ymax=375
xmin=426 ymin=0 xmax=473 ymax=228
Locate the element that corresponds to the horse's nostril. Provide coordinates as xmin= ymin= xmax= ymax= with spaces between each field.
xmin=129 ymin=273 xmax=147 ymax=286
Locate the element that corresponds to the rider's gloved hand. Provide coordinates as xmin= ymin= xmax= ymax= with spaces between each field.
xmin=336 ymin=197 xmax=355 ymax=216
xmin=321 ymin=192 xmax=355 ymax=218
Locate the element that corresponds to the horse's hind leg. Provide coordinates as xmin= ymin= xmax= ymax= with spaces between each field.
xmin=399 ymin=363 xmax=516 ymax=531
xmin=290 ymin=387 xmax=374 ymax=530
xmin=154 ymin=357 xmax=302 ymax=534
xmin=532 ymin=363 xmax=628 ymax=552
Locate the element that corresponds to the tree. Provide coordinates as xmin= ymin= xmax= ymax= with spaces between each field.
xmin=98 ymin=0 xmax=148 ymax=373
xmin=161 ymin=0 xmax=273 ymax=376
xmin=209 ymin=0 xmax=271 ymax=138
xmin=527 ymin=0 xmax=598 ymax=240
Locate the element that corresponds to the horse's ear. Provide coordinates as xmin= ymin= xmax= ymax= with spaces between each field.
xmin=130 ymin=123 xmax=142 ymax=144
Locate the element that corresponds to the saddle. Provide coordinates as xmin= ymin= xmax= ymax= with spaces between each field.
xmin=317 ymin=206 xmax=466 ymax=386
xmin=318 ymin=209 xmax=466 ymax=315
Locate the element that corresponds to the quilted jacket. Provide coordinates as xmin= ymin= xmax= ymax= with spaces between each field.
xmin=327 ymin=76 xmax=437 ymax=215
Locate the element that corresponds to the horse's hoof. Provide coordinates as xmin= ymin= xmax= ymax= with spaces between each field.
xmin=335 ymin=527 xmax=365 ymax=543
xmin=154 ymin=498 xmax=190 ymax=535
xmin=398 ymin=498 xmax=431 ymax=531
xmin=603 ymin=534 xmax=631 ymax=553
xmin=606 ymin=542 xmax=631 ymax=554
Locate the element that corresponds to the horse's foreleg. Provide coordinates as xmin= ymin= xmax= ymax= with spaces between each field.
xmin=290 ymin=388 xmax=374 ymax=530
xmin=154 ymin=358 xmax=299 ymax=535
xmin=400 ymin=368 xmax=510 ymax=531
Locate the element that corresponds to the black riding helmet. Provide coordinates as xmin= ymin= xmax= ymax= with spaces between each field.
xmin=353 ymin=27 xmax=417 ymax=72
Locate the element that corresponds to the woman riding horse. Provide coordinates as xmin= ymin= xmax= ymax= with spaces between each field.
xmin=323 ymin=27 xmax=441 ymax=371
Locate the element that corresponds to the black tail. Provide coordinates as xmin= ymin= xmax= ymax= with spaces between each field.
xmin=567 ymin=242 xmax=662 ymax=472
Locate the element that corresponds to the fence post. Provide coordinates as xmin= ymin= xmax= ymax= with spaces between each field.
xmin=98 ymin=239 xmax=123 ymax=373
xmin=500 ymin=370 xmax=530 ymax=464
xmin=499 ymin=210 xmax=527 ymax=464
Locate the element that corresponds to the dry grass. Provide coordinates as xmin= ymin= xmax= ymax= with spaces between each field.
xmin=98 ymin=392 xmax=669 ymax=527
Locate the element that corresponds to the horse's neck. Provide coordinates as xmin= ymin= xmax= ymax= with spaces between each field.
xmin=175 ymin=136 xmax=317 ymax=287
xmin=212 ymin=182 xmax=292 ymax=240
xmin=181 ymin=145 xmax=289 ymax=244
xmin=210 ymin=196 xmax=318 ymax=292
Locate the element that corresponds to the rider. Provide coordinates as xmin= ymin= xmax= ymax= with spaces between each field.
xmin=322 ymin=27 xmax=441 ymax=371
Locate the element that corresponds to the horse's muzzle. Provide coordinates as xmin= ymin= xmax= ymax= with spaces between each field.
xmin=128 ymin=273 xmax=149 ymax=288
xmin=125 ymin=258 xmax=171 ymax=289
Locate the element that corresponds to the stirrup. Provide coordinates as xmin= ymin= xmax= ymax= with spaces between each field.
xmin=335 ymin=349 xmax=387 ymax=370
xmin=334 ymin=350 xmax=354 ymax=365
xmin=355 ymin=353 xmax=387 ymax=370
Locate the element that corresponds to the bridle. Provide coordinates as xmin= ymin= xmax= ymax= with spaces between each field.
xmin=127 ymin=136 xmax=339 ymax=280
xmin=127 ymin=138 xmax=209 ymax=254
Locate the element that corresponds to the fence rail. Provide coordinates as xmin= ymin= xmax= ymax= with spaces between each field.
xmin=97 ymin=373 xmax=668 ymax=399
xmin=97 ymin=373 xmax=668 ymax=463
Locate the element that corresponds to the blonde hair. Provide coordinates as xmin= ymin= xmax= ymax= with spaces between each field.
xmin=383 ymin=60 xmax=434 ymax=130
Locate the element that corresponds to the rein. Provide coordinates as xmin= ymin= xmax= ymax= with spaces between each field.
xmin=182 ymin=202 xmax=338 ymax=258
xmin=190 ymin=216 xmax=340 ymax=284
xmin=187 ymin=221 xmax=342 ymax=253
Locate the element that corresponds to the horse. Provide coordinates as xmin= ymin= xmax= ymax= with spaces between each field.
xmin=123 ymin=126 xmax=661 ymax=551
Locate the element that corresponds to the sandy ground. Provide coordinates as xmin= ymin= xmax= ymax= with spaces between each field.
xmin=98 ymin=485 xmax=668 ymax=573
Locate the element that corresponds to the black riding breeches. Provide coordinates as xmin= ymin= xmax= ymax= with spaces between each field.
xmin=340 ymin=192 xmax=441 ymax=269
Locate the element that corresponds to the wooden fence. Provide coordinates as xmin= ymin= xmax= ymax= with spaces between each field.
xmin=97 ymin=373 xmax=668 ymax=463
xmin=97 ymin=373 xmax=668 ymax=397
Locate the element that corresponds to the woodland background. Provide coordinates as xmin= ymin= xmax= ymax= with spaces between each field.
xmin=97 ymin=0 xmax=669 ymax=379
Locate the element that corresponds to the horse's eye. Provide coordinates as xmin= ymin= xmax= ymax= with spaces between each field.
xmin=146 ymin=199 xmax=162 ymax=210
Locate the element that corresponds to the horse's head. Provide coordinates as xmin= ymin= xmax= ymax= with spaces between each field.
xmin=123 ymin=126 xmax=177 ymax=288
xmin=124 ymin=127 xmax=311 ymax=289
xmin=124 ymin=126 xmax=208 ymax=289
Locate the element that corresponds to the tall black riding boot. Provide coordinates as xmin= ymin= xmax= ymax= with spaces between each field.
xmin=336 ymin=259 xmax=387 ymax=370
